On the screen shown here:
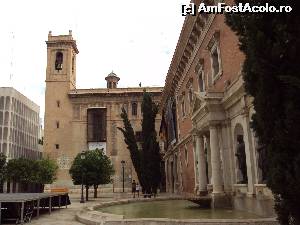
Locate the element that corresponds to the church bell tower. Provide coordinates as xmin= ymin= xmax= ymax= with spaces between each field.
xmin=44 ymin=30 xmax=79 ymax=186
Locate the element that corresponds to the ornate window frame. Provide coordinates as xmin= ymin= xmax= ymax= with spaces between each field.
xmin=207 ymin=31 xmax=222 ymax=84
xmin=180 ymin=92 xmax=186 ymax=119
xmin=195 ymin=58 xmax=206 ymax=92
xmin=184 ymin=145 xmax=189 ymax=166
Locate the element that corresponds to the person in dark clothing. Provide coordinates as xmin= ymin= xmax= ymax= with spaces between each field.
xmin=132 ymin=180 xmax=136 ymax=198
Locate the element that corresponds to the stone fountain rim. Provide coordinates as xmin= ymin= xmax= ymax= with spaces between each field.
xmin=76 ymin=197 xmax=278 ymax=225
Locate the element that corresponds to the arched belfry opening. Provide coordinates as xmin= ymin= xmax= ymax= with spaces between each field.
xmin=105 ymin=71 xmax=120 ymax=88
xmin=234 ymin=123 xmax=248 ymax=184
xmin=55 ymin=51 xmax=63 ymax=70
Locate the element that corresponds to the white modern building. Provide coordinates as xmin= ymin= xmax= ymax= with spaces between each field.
xmin=0 ymin=87 xmax=41 ymax=160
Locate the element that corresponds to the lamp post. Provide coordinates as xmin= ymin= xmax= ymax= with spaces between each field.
xmin=80 ymin=151 xmax=86 ymax=203
xmin=121 ymin=160 xmax=125 ymax=193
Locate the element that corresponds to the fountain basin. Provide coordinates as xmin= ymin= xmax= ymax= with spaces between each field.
xmin=76 ymin=197 xmax=279 ymax=225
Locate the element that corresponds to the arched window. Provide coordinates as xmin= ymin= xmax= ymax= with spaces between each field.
xmin=132 ymin=102 xmax=137 ymax=116
xmin=184 ymin=147 xmax=188 ymax=166
xmin=55 ymin=52 xmax=63 ymax=70
xmin=181 ymin=93 xmax=186 ymax=117
xmin=198 ymin=70 xmax=205 ymax=92
xmin=72 ymin=56 xmax=75 ymax=73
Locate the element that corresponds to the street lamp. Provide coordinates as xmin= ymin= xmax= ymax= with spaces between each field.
xmin=121 ymin=160 xmax=125 ymax=193
xmin=80 ymin=151 xmax=86 ymax=203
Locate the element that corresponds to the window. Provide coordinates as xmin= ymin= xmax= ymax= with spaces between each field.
xmin=185 ymin=147 xmax=188 ymax=166
xmin=0 ymin=97 xmax=4 ymax=110
xmin=211 ymin=46 xmax=220 ymax=78
xmin=5 ymin=96 xmax=10 ymax=110
xmin=181 ymin=94 xmax=186 ymax=117
xmin=188 ymin=88 xmax=193 ymax=104
xmin=195 ymin=59 xmax=205 ymax=92
xmin=72 ymin=56 xmax=75 ymax=73
xmin=207 ymin=31 xmax=222 ymax=83
xmin=198 ymin=70 xmax=205 ymax=92
xmin=87 ymin=108 xmax=107 ymax=142
xmin=56 ymin=100 xmax=60 ymax=107
xmin=132 ymin=102 xmax=137 ymax=116
xmin=55 ymin=144 xmax=59 ymax=149
xmin=56 ymin=121 xmax=59 ymax=128
xmin=107 ymin=82 xmax=112 ymax=89
xmin=55 ymin=52 xmax=63 ymax=70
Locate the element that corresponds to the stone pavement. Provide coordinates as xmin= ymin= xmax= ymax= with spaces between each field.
xmin=30 ymin=192 xmax=132 ymax=225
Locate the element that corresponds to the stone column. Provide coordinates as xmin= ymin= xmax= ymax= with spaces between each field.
xmin=193 ymin=139 xmax=199 ymax=191
xmin=196 ymin=135 xmax=207 ymax=195
xmin=210 ymin=125 xmax=223 ymax=194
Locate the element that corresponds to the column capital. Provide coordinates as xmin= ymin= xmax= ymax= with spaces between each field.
xmin=191 ymin=127 xmax=208 ymax=137
xmin=209 ymin=121 xmax=222 ymax=130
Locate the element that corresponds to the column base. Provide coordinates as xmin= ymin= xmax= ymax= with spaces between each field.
xmin=211 ymin=192 xmax=232 ymax=209
xmin=198 ymin=190 xmax=208 ymax=196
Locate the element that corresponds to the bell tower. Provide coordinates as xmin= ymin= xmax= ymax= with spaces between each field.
xmin=105 ymin=71 xmax=120 ymax=88
xmin=44 ymin=31 xmax=79 ymax=186
xmin=45 ymin=30 xmax=78 ymax=88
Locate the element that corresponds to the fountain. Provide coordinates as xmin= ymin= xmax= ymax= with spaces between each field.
xmin=76 ymin=197 xmax=278 ymax=225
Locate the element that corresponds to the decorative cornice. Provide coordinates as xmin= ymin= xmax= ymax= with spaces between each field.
xmin=46 ymin=40 xmax=79 ymax=54
xmin=174 ymin=14 xmax=216 ymax=97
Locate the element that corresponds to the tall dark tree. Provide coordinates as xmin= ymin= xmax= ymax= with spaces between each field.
xmin=226 ymin=1 xmax=300 ymax=224
xmin=118 ymin=91 xmax=162 ymax=195
xmin=118 ymin=107 xmax=145 ymax=189
xmin=141 ymin=91 xmax=161 ymax=195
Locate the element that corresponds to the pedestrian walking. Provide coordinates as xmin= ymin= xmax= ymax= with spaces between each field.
xmin=132 ymin=180 xmax=136 ymax=198
xmin=136 ymin=183 xmax=140 ymax=197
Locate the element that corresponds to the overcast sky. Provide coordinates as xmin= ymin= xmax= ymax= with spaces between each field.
xmin=0 ymin=0 xmax=188 ymax=119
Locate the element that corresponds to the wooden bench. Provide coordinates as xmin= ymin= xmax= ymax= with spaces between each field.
xmin=50 ymin=188 xmax=69 ymax=193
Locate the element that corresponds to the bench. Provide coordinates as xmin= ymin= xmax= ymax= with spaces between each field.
xmin=50 ymin=188 xmax=69 ymax=193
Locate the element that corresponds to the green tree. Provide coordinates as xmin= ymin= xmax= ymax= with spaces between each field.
xmin=0 ymin=153 xmax=7 ymax=193
xmin=69 ymin=149 xmax=114 ymax=200
xmin=141 ymin=91 xmax=161 ymax=195
xmin=6 ymin=158 xmax=37 ymax=184
xmin=35 ymin=158 xmax=58 ymax=192
xmin=118 ymin=107 xmax=145 ymax=189
xmin=226 ymin=1 xmax=300 ymax=224
xmin=6 ymin=157 xmax=58 ymax=192
xmin=118 ymin=91 xmax=162 ymax=195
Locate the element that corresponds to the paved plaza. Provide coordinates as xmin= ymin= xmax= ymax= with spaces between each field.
xmin=29 ymin=192 xmax=131 ymax=225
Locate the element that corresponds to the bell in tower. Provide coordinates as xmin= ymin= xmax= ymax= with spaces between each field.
xmin=105 ymin=71 xmax=120 ymax=89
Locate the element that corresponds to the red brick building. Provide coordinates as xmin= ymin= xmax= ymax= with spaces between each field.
xmin=160 ymin=0 xmax=274 ymax=213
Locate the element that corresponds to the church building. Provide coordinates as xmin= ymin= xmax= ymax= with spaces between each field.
xmin=44 ymin=31 xmax=162 ymax=190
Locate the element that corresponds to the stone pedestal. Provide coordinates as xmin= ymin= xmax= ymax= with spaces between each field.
xmin=254 ymin=184 xmax=273 ymax=199
xmin=211 ymin=192 xmax=232 ymax=209
xmin=233 ymin=183 xmax=248 ymax=196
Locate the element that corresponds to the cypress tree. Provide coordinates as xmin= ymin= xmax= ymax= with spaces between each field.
xmin=226 ymin=1 xmax=300 ymax=224
xmin=141 ymin=91 xmax=162 ymax=195
xmin=118 ymin=107 xmax=145 ymax=189
xmin=118 ymin=92 xmax=162 ymax=195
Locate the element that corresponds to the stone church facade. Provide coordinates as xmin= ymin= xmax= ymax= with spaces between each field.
xmin=44 ymin=31 xmax=162 ymax=190
xmin=160 ymin=0 xmax=274 ymax=216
